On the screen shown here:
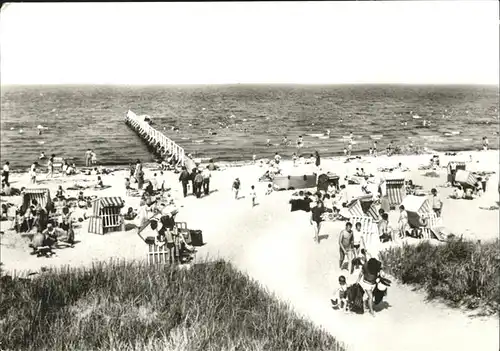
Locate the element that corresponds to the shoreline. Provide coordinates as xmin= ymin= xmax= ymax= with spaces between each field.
xmin=3 ymin=147 xmax=498 ymax=173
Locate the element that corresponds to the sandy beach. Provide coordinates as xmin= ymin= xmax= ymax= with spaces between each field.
xmin=1 ymin=149 xmax=499 ymax=351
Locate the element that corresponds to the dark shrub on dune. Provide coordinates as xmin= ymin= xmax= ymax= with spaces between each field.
xmin=380 ymin=238 xmax=500 ymax=313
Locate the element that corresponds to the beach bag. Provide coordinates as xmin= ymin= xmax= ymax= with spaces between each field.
xmin=189 ymin=229 xmax=204 ymax=246
xmin=346 ymin=283 xmax=365 ymax=314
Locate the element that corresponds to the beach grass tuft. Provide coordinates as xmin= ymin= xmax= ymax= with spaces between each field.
xmin=0 ymin=260 xmax=343 ymax=351
xmin=379 ymin=238 xmax=500 ymax=313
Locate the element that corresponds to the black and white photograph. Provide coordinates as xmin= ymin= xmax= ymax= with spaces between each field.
xmin=0 ymin=2 xmax=499 ymax=350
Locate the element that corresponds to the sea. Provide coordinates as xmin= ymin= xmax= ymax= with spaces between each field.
xmin=1 ymin=84 xmax=498 ymax=170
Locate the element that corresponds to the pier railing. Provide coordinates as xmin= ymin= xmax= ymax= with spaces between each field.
xmin=125 ymin=110 xmax=186 ymax=167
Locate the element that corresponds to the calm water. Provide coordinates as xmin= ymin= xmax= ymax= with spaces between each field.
xmin=1 ymin=84 xmax=498 ymax=170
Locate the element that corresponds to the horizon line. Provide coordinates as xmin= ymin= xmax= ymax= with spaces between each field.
xmin=1 ymin=82 xmax=499 ymax=88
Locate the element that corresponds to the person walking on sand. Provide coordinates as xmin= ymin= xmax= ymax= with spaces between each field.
xmin=202 ymin=166 xmax=211 ymax=195
xmin=250 ymin=185 xmax=257 ymax=207
xmin=430 ymin=188 xmax=443 ymax=218
xmin=178 ymin=167 xmax=190 ymax=197
xmin=194 ymin=170 xmax=204 ymax=198
xmin=339 ymin=222 xmax=354 ymax=272
xmin=310 ymin=199 xmax=325 ymax=243
xmin=232 ymin=178 xmax=241 ymax=199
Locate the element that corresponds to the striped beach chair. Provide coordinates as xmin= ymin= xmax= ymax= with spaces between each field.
xmin=385 ymin=178 xmax=406 ymax=209
xmin=421 ymin=213 xmax=446 ymax=241
xmin=21 ymin=188 xmax=52 ymax=213
xmin=349 ymin=215 xmax=379 ymax=249
xmin=87 ymin=197 xmax=125 ymax=235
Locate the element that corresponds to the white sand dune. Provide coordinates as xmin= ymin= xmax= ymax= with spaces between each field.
xmin=1 ymin=150 xmax=499 ymax=351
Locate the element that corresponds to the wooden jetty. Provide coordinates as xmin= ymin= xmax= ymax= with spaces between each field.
xmin=125 ymin=110 xmax=194 ymax=168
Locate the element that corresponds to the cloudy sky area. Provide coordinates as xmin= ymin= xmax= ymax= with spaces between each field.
xmin=0 ymin=2 xmax=498 ymax=85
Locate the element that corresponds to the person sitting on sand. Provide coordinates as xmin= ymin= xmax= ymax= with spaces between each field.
xmin=339 ymin=222 xmax=354 ymax=272
xmin=123 ymin=207 xmax=137 ymax=221
xmin=77 ymin=191 xmax=87 ymax=208
xmin=450 ymin=186 xmax=464 ymax=199
xmin=95 ymin=176 xmax=105 ymax=189
xmin=378 ymin=213 xmax=393 ymax=243
xmin=327 ymin=182 xmax=337 ymax=196
xmin=56 ymin=185 xmax=64 ymax=198
xmin=265 ymin=183 xmax=273 ymax=195
xmin=144 ymin=181 xmax=155 ymax=196
xmin=464 ymin=187 xmax=474 ymax=200
xmin=232 ymin=178 xmax=241 ymax=200
xmin=331 ymin=275 xmax=349 ymax=311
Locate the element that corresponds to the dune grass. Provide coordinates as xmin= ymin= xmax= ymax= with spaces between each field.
xmin=379 ymin=238 xmax=500 ymax=313
xmin=0 ymin=260 xmax=343 ymax=351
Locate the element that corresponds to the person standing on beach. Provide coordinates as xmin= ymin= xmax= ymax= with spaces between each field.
xmin=373 ymin=141 xmax=378 ymax=157
xmin=178 ymin=167 xmax=190 ymax=197
xmin=91 ymin=150 xmax=97 ymax=165
xmin=46 ymin=154 xmax=55 ymax=178
xmin=310 ymin=199 xmax=325 ymax=243
xmin=232 ymin=178 xmax=241 ymax=199
xmin=2 ymin=162 xmax=10 ymax=185
xmin=339 ymin=222 xmax=354 ymax=272
xmin=30 ymin=162 xmax=38 ymax=184
xmin=250 ymin=185 xmax=257 ymax=207
xmin=202 ymin=166 xmax=211 ymax=195
xmin=85 ymin=149 xmax=92 ymax=167
xmin=430 ymin=188 xmax=443 ymax=218
xmin=315 ymin=151 xmax=321 ymax=168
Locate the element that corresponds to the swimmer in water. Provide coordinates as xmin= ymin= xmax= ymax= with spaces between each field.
xmin=282 ymin=136 xmax=288 ymax=145
xmin=266 ymin=139 xmax=271 ymax=147
xmin=39 ymin=152 xmax=46 ymax=160
xmin=325 ymin=129 xmax=331 ymax=137
xmin=296 ymin=135 xmax=304 ymax=151
xmin=38 ymin=129 xmax=42 ymax=135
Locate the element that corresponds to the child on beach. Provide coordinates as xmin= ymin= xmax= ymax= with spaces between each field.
xmin=265 ymin=183 xmax=273 ymax=195
xmin=250 ymin=185 xmax=257 ymax=207
xmin=232 ymin=178 xmax=241 ymax=199
xmin=331 ymin=275 xmax=349 ymax=311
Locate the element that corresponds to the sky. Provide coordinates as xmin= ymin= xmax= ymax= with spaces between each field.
xmin=0 ymin=2 xmax=498 ymax=85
